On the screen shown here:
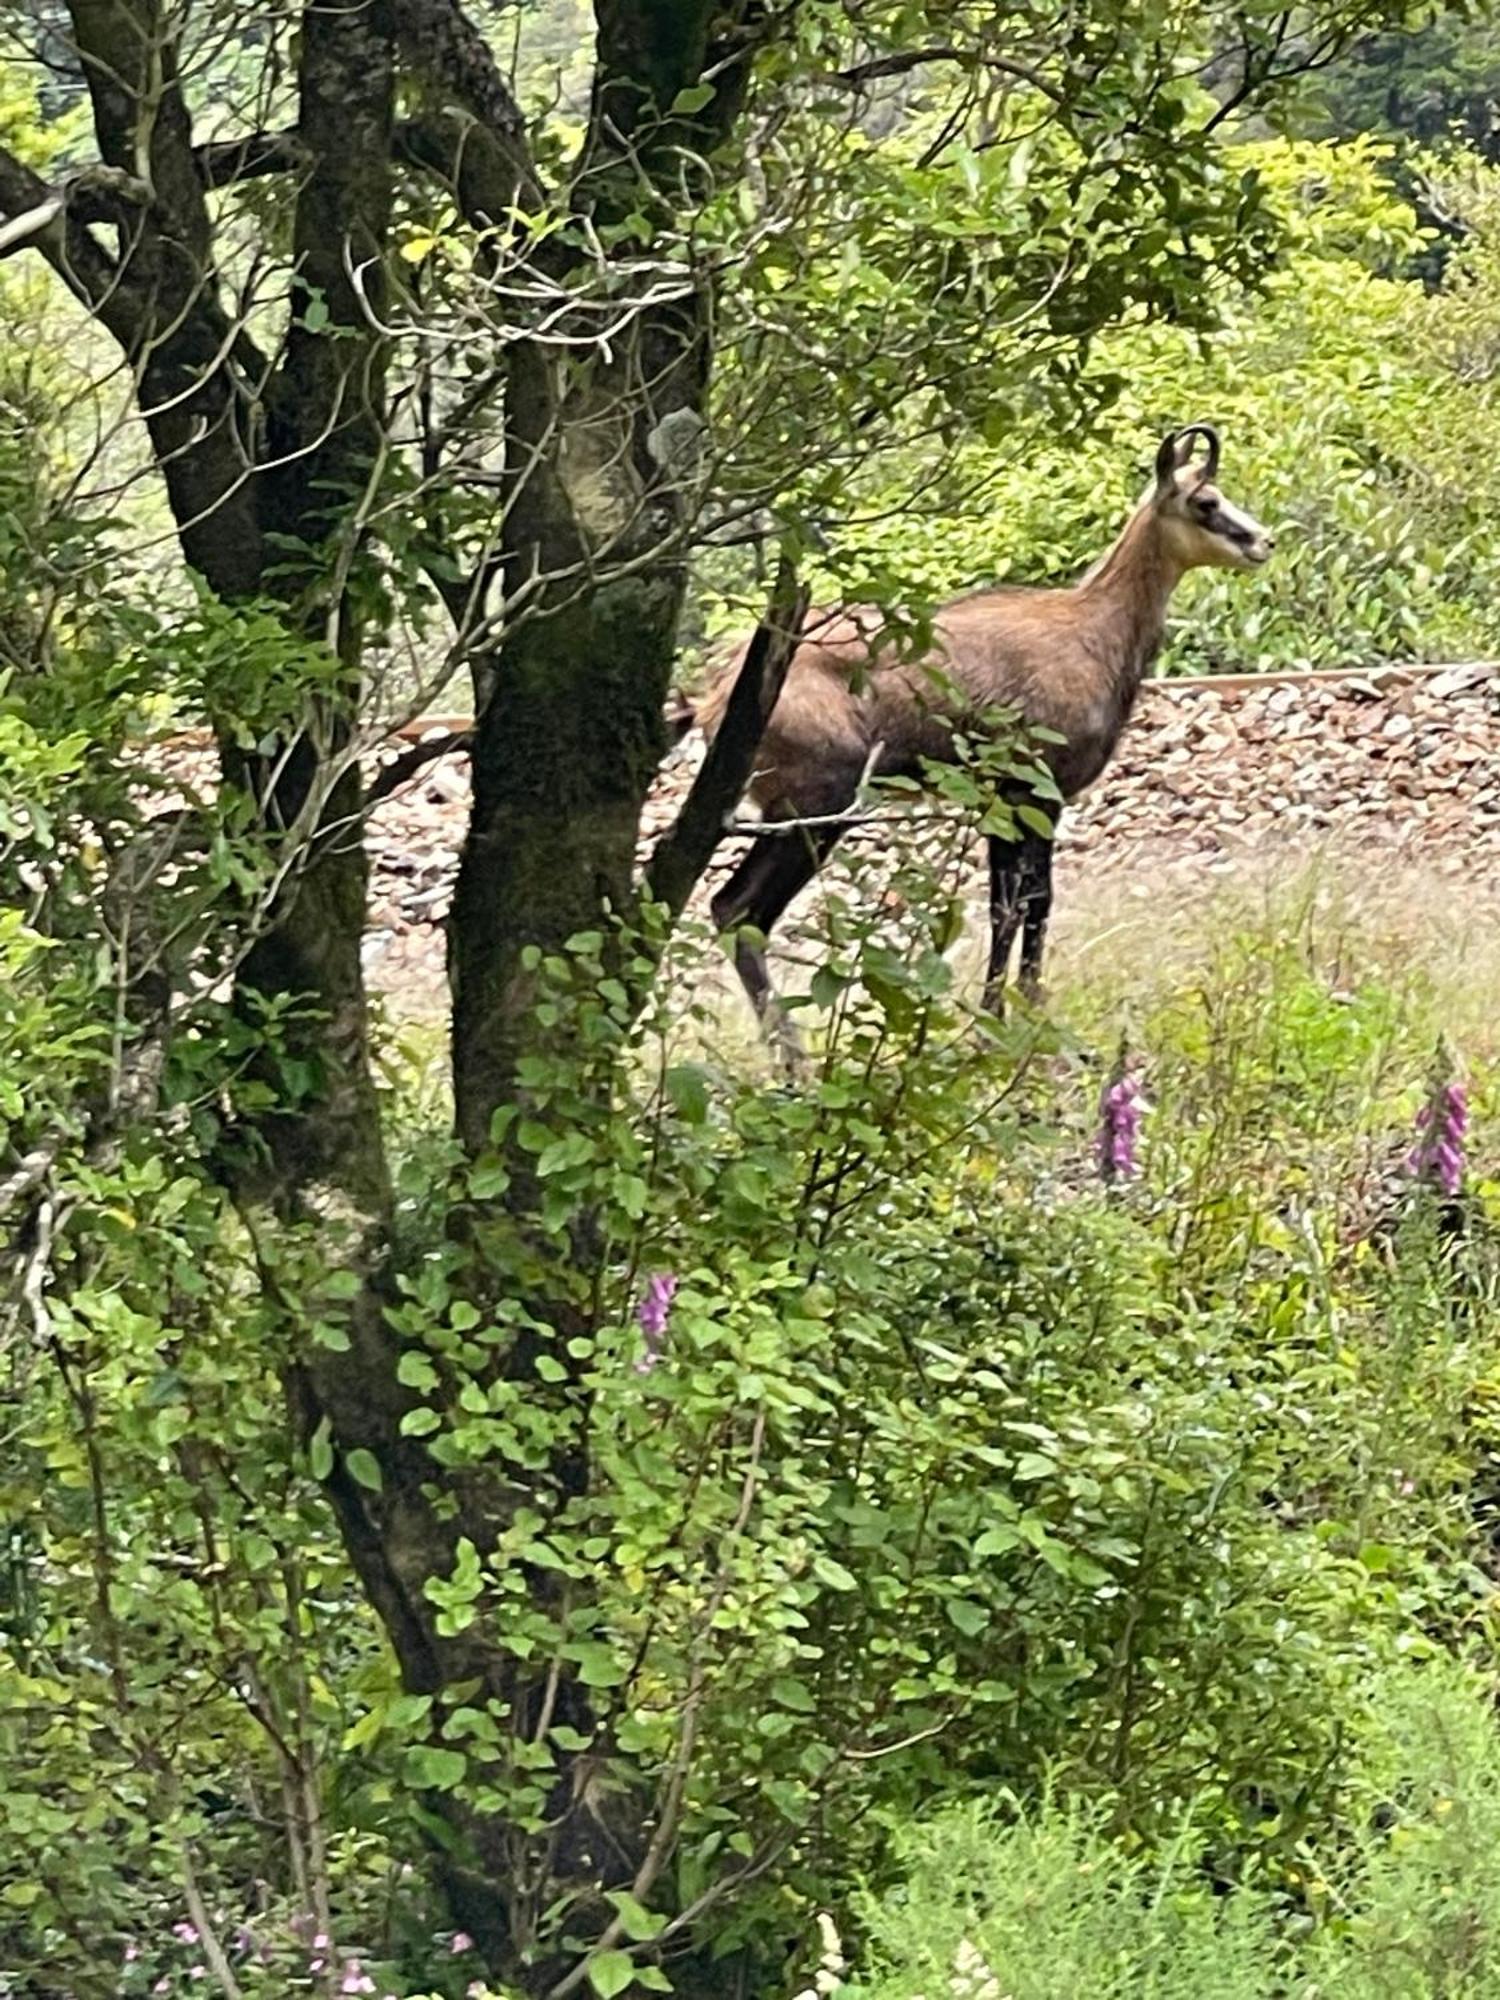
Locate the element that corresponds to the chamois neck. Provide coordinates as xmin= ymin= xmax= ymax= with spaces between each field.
xmin=1073 ymin=503 xmax=1184 ymax=668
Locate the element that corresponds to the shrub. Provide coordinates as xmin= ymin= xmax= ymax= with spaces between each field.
xmin=832 ymin=1660 xmax=1500 ymax=1999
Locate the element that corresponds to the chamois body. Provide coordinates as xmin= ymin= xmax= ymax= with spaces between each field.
xmin=696 ymin=425 xmax=1273 ymax=1058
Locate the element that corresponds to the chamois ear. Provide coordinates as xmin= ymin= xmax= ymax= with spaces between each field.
xmin=1154 ymin=432 xmax=1180 ymax=488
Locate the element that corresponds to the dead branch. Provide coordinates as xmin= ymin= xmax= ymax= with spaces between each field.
xmin=644 ymin=554 xmax=809 ymax=919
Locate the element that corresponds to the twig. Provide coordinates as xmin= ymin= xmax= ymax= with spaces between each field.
xmin=180 ymin=1845 xmax=244 ymax=2000
xmin=720 ymin=737 xmax=886 ymax=838
xmin=0 ymin=1138 xmax=65 ymax=1223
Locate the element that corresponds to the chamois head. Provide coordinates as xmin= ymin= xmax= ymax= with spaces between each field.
xmin=1150 ymin=424 xmax=1274 ymax=573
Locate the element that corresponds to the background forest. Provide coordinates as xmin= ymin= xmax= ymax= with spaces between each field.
xmin=5 ymin=3 xmax=1500 ymax=1998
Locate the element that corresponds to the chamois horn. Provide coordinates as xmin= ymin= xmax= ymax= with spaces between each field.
xmin=1175 ymin=421 xmax=1221 ymax=480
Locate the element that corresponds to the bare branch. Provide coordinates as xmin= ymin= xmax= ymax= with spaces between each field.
xmin=828 ymin=45 xmax=1069 ymax=109
xmin=196 ymin=128 xmax=310 ymax=189
xmin=645 ymin=555 xmax=809 ymax=919
xmin=0 ymin=144 xmax=130 ymax=322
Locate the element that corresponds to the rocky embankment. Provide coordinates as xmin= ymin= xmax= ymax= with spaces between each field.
xmin=160 ymin=664 xmax=1500 ymax=1012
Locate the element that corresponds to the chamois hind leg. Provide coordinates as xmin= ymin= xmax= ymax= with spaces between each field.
xmin=982 ymin=824 xmax=1055 ymax=1012
xmin=1016 ymin=816 xmax=1058 ymax=1002
xmin=711 ymin=824 xmax=847 ymax=1071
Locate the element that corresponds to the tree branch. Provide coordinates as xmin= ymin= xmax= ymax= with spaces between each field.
xmin=644 ymin=555 xmax=808 ymax=919
xmin=828 ymin=45 xmax=1069 ymax=108
xmin=366 ymin=727 xmax=473 ymax=807
xmin=0 ymin=145 xmax=132 ymax=322
xmin=391 ymin=0 xmax=542 ymax=206
xmin=196 ymin=128 xmax=311 ymax=189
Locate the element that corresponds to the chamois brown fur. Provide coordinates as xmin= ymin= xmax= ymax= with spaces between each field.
xmin=691 ymin=425 xmax=1274 ymax=1060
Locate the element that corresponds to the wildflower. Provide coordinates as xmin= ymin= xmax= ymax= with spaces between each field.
xmin=340 ymin=1962 xmax=376 ymax=1995
xmin=634 ymin=1272 xmax=677 ymax=1374
xmin=451 ymin=1931 xmax=475 ymax=1954
xmin=1408 ymin=1057 xmax=1468 ymax=1198
xmin=123 ymin=1946 xmax=140 ymax=1964
xmin=1097 ymin=1041 xmax=1149 ymax=1183
xmin=172 ymin=1924 xmax=199 ymax=1946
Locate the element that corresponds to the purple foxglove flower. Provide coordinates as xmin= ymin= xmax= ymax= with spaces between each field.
xmin=1097 ymin=1060 xmax=1148 ymax=1183
xmin=635 ymin=1273 xmax=677 ymax=1374
xmin=1409 ymin=1063 xmax=1468 ymax=1198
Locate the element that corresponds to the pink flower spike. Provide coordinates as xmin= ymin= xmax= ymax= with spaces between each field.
xmin=1097 ymin=1050 xmax=1148 ymax=1183
xmin=173 ymin=1923 xmax=199 ymax=1945
xmin=340 ymin=1964 xmax=377 ymax=1996
xmin=451 ymin=1931 xmax=476 ymax=1953
xmin=634 ymin=1272 xmax=678 ymax=1374
xmin=1410 ymin=1054 xmax=1469 ymax=1197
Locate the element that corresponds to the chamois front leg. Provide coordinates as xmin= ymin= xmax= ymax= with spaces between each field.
xmin=1016 ymin=815 xmax=1058 ymax=1002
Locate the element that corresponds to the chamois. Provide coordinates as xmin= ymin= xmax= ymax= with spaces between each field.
xmin=691 ymin=424 xmax=1274 ymax=1059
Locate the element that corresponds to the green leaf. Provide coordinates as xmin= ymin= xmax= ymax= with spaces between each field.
xmin=404 ymin=1745 xmax=467 ymax=1792
xmin=665 ymin=1063 xmax=709 ymax=1123
xmin=571 ymin=1643 xmax=629 ymax=1689
xmin=974 ymin=1525 xmax=1023 ymax=1558
xmin=397 ymin=1351 xmax=440 ymax=1392
xmin=346 ymin=1448 xmax=383 ymax=1493
xmin=589 ymin=1950 xmax=638 ymax=1997
xmin=605 ymin=1890 xmax=667 ymax=1942
xmin=670 ymin=83 xmax=715 ymax=115
xmin=945 ymin=1597 xmax=990 ymax=1637
xmin=309 ymin=1417 xmax=333 ymax=1482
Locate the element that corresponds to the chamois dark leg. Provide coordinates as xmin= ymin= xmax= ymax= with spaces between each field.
xmin=983 ymin=825 xmax=1056 ymax=1012
xmin=711 ymin=824 xmax=847 ymax=1069
xmin=1017 ymin=816 xmax=1058 ymax=1001
xmin=983 ymin=835 xmax=1026 ymax=1012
